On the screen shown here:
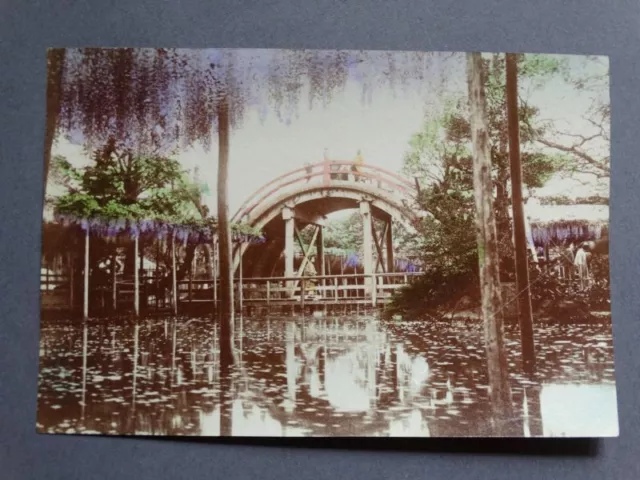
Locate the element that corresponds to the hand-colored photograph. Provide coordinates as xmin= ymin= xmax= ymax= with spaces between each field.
xmin=37 ymin=48 xmax=616 ymax=437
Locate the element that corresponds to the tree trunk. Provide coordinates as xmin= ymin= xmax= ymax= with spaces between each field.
xmin=466 ymin=52 xmax=513 ymax=432
xmin=217 ymin=96 xmax=235 ymax=365
xmin=44 ymin=49 xmax=65 ymax=189
xmin=506 ymin=53 xmax=536 ymax=375
xmin=493 ymin=52 xmax=515 ymax=277
xmin=495 ymin=179 xmax=515 ymax=281
xmin=219 ymin=351 xmax=233 ymax=436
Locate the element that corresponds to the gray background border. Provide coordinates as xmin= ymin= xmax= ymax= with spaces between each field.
xmin=1 ymin=1 xmax=638 ymax=478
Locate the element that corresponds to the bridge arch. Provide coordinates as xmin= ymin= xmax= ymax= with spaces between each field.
xmin=231 ymin=159 xmax=423 ymax=281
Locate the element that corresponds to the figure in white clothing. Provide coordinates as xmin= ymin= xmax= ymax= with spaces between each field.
xmin=574 ymin=246 xmax=589 ymax=290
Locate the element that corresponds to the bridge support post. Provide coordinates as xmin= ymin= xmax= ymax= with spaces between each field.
xmin=285 ymin=321 xmax=297 ymax=412
xmin=385 ymin=218 xmax=394 ymax=273
xmin=316 ymin=225 xmax=325 ymax=297
xmin=283 ymin=207 xmax=295 ymax=295
xmin=360 ymin=200 xmax=374 ymax=299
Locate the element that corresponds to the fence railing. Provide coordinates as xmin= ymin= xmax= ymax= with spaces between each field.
xmin=177 ymin=272 xmax=424 ymax=308
xmin=40 ymin=272 xmax=70 ymax=292
xmin=40 ymin=270 xmax=424 ymax=312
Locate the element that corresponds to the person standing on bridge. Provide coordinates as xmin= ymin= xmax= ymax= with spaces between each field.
xmin=352 ymin=149 xmax=365 ymax=182
xmin=304 ymin=162 xmax=313 ymax=183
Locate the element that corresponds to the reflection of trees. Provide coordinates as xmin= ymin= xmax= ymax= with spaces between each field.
xmin=35 ymin=318 xmax=472 ymax=435
xmin=37 ymin=316 xmax=615 ymax=437
xmin=219 ymin=342 xmax=233 ymax=436
xmin=37 ymin=321 xmax=86 ymax=432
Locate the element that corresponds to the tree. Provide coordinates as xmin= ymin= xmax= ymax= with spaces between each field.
xmin=51 ymin=141 xmax=208 ymax=317
xmin=216 ymin=96 xmax=233 ymax=353
xmin=53 ymin=138 xmax=196 ymax=267
xmin=403 ymin=99 xmax=478 ymax=276
xmin=404 ymin=55 xmax=567 ymax=282
xmin=506 ymin=53 xmax=535 ymax=375
xmin=481 ymin=55 xmax=568 ymax=278
xmin=322 ymin=212 xmax=364 ymax=252
xmin=536 ymin=56 xmax=610 ymax=183
xmin=467 ymin=52 xmax=513 ymax=433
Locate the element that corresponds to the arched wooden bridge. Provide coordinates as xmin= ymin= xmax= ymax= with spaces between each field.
xmin=223 ymin=157 xmax=426 ymax=311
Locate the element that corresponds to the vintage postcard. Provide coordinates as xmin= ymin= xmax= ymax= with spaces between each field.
xmin=38 ymin=48 xmax=616 ymax=437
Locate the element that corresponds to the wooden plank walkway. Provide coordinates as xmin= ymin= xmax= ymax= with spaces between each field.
xmin=178 ymin=272 xmax=424 ymax=313
xmin=40 ymin=271 xmax=424 ymax=315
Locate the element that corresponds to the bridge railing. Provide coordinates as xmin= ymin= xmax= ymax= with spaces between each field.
xmin=177 ymin=271 xmax=424 ymax=308
xmin=231 ymin=159 xmax=417 ymax=224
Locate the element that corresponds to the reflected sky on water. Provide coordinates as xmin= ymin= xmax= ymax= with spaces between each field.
xmin=36 ymin=316 xmax=618 ymax=437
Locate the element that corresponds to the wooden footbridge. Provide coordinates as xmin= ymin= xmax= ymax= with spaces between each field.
xmin=41 ymin=155 xmax=427 ymax=316
xmin=230 ymin=156 xmax=423 ymax=278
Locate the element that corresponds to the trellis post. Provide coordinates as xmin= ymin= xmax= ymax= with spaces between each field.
xmin=134 ymin=234 xmax=140 ymax=316
xmin=83 ymin=225 xmax=89 ymax=320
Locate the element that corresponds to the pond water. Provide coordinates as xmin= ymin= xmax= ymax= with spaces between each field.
xmin=36 ymin=316 xmax=618 ymax=437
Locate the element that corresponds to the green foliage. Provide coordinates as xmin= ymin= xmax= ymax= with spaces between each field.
xmin=324 ymin=212 xmax=364 ymax=252
xmin=393 ymin=54 xmax=569 ymax=316
xmin=521 ymin=152 xmax=568 ymax=188
xmin=403 ymin=99 xmax=475 ymax=270
xmin=529 ymin=260 xmax=610 ymax=320
xmin=168 ymin=216 xmax=263 ymax=240
xmin=390 ymin=100 xmax=480 ymax=318
xmin=55 ymin=192 xmax=101 ymax=218
xmin=52 ymin=140 xmax=264 ymax=244
xmin=292 ymin=212 xmax=363 ymax=256
xmin=384 ymin=264 xmax=479 ymax=320
xmin=50 ymin=155 xmax=83 ymax=186
xmin=53 ymin=138 xmax=199 ymax=224
xmin=517 ymin=54 xmax=566 ymax=86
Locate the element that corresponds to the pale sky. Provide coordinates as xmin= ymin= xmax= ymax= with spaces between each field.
xmin=50 ymin=52 xmax=609 ymax=217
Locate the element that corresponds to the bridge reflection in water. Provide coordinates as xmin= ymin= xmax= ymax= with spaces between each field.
xmin=36 ymin=316 xmax=617 ymax=437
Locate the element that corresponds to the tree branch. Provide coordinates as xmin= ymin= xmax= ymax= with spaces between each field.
xmin=536 ymin=137 xmax=610 ymax=176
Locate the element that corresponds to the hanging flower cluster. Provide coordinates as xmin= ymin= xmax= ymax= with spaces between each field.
xmin=531 ymin=220 xmax=607 ymax=246
xmin=53 ymin=210 xmax=265 ymax=246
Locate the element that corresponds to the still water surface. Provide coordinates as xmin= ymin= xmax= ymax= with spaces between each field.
xmin=37 ymin=316 xmax=618 ymax=437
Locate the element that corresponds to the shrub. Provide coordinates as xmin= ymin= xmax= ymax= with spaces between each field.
xmin=529 ymin=257 xmax=611 ymax=321
xmin=383 ymin=266 xmax=479 ymax=320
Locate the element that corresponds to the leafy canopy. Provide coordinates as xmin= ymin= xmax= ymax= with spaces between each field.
xmin=51 ymin=140 xmax=262 ymax=241
xmin=391 ymin=54 xmax=572 ymax=315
